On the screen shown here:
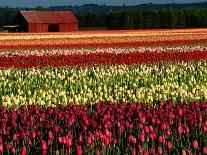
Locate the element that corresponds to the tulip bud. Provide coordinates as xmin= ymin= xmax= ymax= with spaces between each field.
xmin=41 ymin=140 xmax=47 ymax=151
xmin=0 ymin=144 xmax=3 ymax=152
xmin=149 ymin=147 xmax=155 ymax=154
xmin=167 ymin=141 xmax=173 ymax=150
xmin=131 ymin=148 xmax=136 ymax=155
xmin=193 ymin=140 xmax=199 ymax=149
xmin=76 ymin=146 xmax=82 ymax=155
xmin=58 ymin=137 xmax=63 ymax=143
xmin=139 ymin=134 xmax=145 ymax=143
xmin=5 ymin=143 xmax=11 ymax=150
xmin=95 ymin=150 xmax=100 ymax=155
xmin=157 ymin=147 xmax=163 ymax=155
xmin=138 ymin=144 xmax=142 ymax=153
xmin=78 ymin=135 xmax=83 ymax=143
xmin=21 ymin=146 xmax=27 ymax=155
xmin=12 ymin=147 xmax=16 ymax=154
xmin=48 ymin=131 xmax=54 ymax=140
xmin=13 ymin=133 xmax=18 ymax=141
xmin=143 ymin=150 xmax=149 ymax=155
xmin=202 ymin=146 xmax=207 ymax=155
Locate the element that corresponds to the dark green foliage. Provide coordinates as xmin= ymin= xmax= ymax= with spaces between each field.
xmin=1 ymin=7 xmax=207 ymax=30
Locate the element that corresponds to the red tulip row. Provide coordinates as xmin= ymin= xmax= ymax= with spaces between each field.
xmin=0 ymin=100 xmax=207 ymax=155
xmin=0 ymin=39 xmax=207 ymax=50
xmin=0 ymin=50 xmax=207 ymax=68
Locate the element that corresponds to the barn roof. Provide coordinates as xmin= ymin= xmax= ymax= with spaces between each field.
xmin=20 ymin=11 xmax=78 ymax=24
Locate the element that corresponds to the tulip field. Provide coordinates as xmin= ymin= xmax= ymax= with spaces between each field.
xmin=1 ymin=29 xmax=207 ymax=154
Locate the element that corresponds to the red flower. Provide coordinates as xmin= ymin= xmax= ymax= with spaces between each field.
xmin=149 ymin=147 xmax=155 ymax=154
xmin=178 ymin=126 xmax=183 ymax=134
xmin=78 ymin=135 xmax=83 ymax=143
xmin=95 ymin=150 xmax=100 ymax=155
xmin=202 ymin=147 xmax=207 ymax=155
xmin=157 ymin=147 xmax=163 ymax=155
xmin=131 ymin=148 xmax=136 ymax=155
xmin=76 ymin=146 xmax=82 ymax=155
xmin=143 ymin=150 xmax=149 ymax=155
xmin=178 ymin=109 xmax=184 ymax=116
xmin=167 ymin=141 xmax=173 ymax=150
xmin=66 ymin=138 xmax=72 ymax=148
xmin=193 ymin=140 xmax=199 ymax=149
xmin=48 ymin=131 xmax=54 ymax=140
xmin=138 ymin=145 xmax=142 ymax=153
xmin=41 ymin=140 xmax=47 ymax=151
xmin=160 ymin=123 xmax=167 ymax=131
xmin=13 ymin=133 xmax=18 ymax=141
xmin=58 ymin=137 xmax=63 ymax=143
xmin=158 ymin=135 xmax=165 ymax=144
xmin=149 ymin=132 xmax=156 ymax=140
xmin=140 ymin=117 xmax=146 ymax=124
xmin=21 ymin=146 xmax=27 ymax=155
xmin=139 ymin=134 xmax=145 ymax=143
xmin=12 ymin=147 xmax=16 ymax=154
xmin=0 ymin=144 xmax=3 ymax=152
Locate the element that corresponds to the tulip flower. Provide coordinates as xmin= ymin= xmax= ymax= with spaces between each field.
xmin=21 ymin=146 xmax=27 ymax=155
xmin=193 ymin=140 xmax=199 ymax=149
xmin=131 ymin=148 xmax=136 ymax=155
xmin=76 ymin=146 xmax=82 ymax=155
xmin=0 ymin=144 xmax=3 ymax=152
xmin=157 ymin=147 xmax=163 ymax=155
xmin=202 ymin=147 xmax=207 ymax=155
xmin=41 ymin=140 xmax=47 ymax=151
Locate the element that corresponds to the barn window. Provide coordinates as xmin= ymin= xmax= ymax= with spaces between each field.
xmin=48 ymin=24 xmax=59 ymax=32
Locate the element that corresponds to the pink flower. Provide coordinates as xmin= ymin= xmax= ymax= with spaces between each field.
xmin=202 ymin=146 xmax=207 ymax=155
xmin=95 ymin=150 xmax=100 ymax=155
xmin=131 ymin=148 xmax=136 ymax=155
xmin=157 ymin=147 xmax=163 ymax=155
xmin=158 ymin=135 xmax=165 ymax=144
xmin=58 ymin=137 xmax=63 ymax=143
xmin=193 ymin=140 xmax=199 ymax=149
xmin=0 ymin=144 xmax=3 ymax=152
xmin=13 ymin=133 xmax=18 ymax=141
xmin=78 ymin=135 xmax=83 ymax=143
xmin=48 ymin=131 xmax=54 ymax=140
xmin=21 ymin=146 xmax=27 ymax=155
xmin=76 ymin=146 xmax=82 ymax=155
xmin=138 ymin=145 xmax=142 ymax=153
xmin=167 ymin=141 xmax=173 ymax=150
xmin=66 ymin=138 xmax=72 ymax=147
xmin=178 ymin=108 xmax=184 ymax=116
xmin=178 ymin=126 xmax=183 ymax=134
xmin=41 ymin=140 xmax=47 ymax=151
xmin=143 ymin=150 xmax=149 ymax=155
xmin=149 ymin=147 xmax=155 ymax=154
xmin=139 ymin=134 xmax=145 ymax=143
xmin=160 ymin=123 xmax=167 ymax=131
xmin=140 ymin=117 xmax=146 ymax=124
xmin=12 ymin=147 xmax=16 ymax=154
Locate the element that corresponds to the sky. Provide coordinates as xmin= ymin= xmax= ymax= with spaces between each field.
xmin=0 ymin=0 xmax=206 ymax=7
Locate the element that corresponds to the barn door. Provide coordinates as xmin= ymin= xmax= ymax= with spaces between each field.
xmin=48 ymin=24 xmax=59 ymax=32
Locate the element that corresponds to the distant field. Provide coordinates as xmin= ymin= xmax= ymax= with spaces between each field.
xmin=1 ymin=28 xmax=207 ymax=50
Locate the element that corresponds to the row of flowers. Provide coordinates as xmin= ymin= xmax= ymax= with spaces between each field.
xmin=1 ymin=29 xmax=206 ymax=40
xmin=1 ymin=46 xmax=207 ymax=57
xmin=0 ymin=61 xmax=207 ymax=107
xmin=0 ymin=34 xmax=207 ymax=50
xmin=0 ymin=100 xmax=207 ymax=154
xmin=0 ymin=50 xmax=207 ymax=68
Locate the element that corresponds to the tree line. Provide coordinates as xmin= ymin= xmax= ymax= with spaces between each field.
xmin=77 ymin=8 xmax=207 ymax=29
xmin=1 ymin=8 xmax=207 ymax=30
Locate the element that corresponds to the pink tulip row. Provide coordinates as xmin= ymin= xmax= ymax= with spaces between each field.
xmin=0 ymin=100 xmax=207 ymax=154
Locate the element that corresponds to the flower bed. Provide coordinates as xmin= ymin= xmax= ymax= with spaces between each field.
xmin=0 ymin=100 xmax=207 ymax=155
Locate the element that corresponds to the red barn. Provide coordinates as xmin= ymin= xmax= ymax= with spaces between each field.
xmin=15 ymin=11 xmax=79 ymax=32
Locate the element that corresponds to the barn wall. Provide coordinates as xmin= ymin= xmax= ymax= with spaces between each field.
xmin=29 ymin=23 xmax=48 ymax=32
xmin=59 ymin=23 xmax=78 ymax=32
